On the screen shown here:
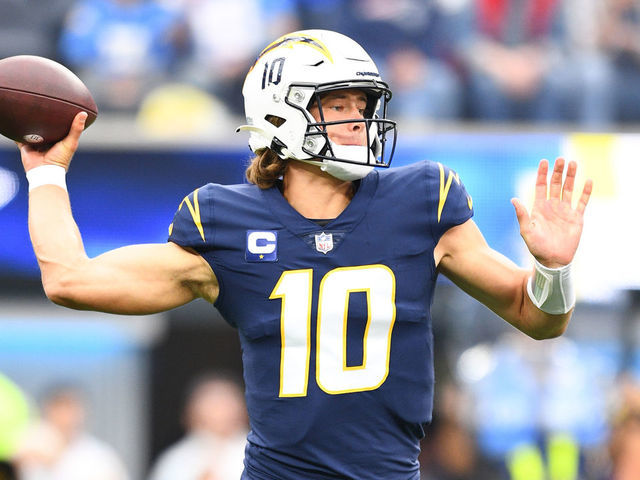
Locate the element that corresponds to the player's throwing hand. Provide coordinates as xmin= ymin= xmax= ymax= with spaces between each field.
xmin=18 ymin=112 xmax=88 ymax=173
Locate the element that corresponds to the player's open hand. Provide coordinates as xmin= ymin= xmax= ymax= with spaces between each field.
xmin=17 ymin=112 xmax=87 ymax=173
xmin=511 ymin=158 xmax=593 ymax=268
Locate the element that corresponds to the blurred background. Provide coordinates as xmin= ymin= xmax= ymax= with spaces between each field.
xmin=1 ymin=0 xmax=640 ymax=479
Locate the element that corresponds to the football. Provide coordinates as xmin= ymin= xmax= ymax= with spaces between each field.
xmin=0 ymin=55 xmax=98 ymax=147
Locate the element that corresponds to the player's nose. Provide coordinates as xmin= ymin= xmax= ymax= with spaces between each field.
xmin=346 ymin=109 xmax=364 ymax=129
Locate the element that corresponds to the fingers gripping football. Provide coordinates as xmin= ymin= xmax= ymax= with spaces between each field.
xmin=19 ymin=112 xmax=87 ymax=173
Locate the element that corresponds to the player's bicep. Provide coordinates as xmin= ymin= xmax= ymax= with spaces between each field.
xmin=435 ymin=219 xmax=528 ymax=320
xmin=47 ymin=242 xmax=218 ymax=314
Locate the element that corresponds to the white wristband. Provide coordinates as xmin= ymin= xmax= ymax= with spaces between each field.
xmin=527 ymin=259 xmax=575 ymax=315
xmin=26 ymin=165 xmax=67 ymax=192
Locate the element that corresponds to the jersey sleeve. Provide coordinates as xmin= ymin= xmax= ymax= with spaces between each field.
xmin=167 ymin=186 xmax=213 ymax=253
xmin=430 ymin=162 xmax=474 ymax=238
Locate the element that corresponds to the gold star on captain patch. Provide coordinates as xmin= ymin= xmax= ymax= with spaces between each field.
xmin=259 ymin=254 xmax=264 ymax=259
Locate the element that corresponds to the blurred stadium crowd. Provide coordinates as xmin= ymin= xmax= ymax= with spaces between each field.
xmin=2 ymin=1 xmax=640 ymax=480
xmin=3 ymin=0 xmax=640 ymax=130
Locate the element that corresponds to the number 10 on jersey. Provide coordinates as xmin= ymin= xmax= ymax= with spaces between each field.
xmin=270 ymin=265 xmax=397 ymax=397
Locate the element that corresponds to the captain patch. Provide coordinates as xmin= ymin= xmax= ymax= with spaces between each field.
xmin=246 ymin=230 xmax=278 ymax=262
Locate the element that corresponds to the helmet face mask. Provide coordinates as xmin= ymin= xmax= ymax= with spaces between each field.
xmin=238 ymin=30 xmax=397 ymax=179
xmin=294 ymin=81 xmax=396 ymax=167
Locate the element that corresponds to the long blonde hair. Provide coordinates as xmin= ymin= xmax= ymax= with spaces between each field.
xmin=245 ymin=148 xmax=288 ymax=189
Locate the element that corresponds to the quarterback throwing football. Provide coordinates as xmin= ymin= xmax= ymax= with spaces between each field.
xmin=18 ymin=30 xmax=592 ymax=480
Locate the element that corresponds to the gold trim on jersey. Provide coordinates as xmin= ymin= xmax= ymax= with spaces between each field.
xmin=176 ymin=188 xmax=205 ymax=242
xmin=437 ymin=162 xmax=472 ymax=222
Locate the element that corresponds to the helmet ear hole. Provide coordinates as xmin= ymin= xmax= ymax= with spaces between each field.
xmin=265 ymin=115 xmax=287 ymax=127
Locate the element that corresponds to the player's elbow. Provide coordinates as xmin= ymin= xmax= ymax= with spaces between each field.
xmin=524 ymin=318 xmax=569 ymax=341
xmin=43 ymin=279 xmax=70 ymax=306
xmin=39 ymin=257 xmax=96 ymax=309
xmin=42 ymin=276 xmax=82 ymax=309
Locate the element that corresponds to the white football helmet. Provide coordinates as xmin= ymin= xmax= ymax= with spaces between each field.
xmin=237 ymin=29 xmax=397 ymax=181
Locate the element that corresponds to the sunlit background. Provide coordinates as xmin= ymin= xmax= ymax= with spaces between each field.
xmin=1 ymin=1 xmax=640 ymax=479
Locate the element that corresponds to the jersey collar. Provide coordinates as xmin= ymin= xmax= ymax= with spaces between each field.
xmin=261 ymin=169 xmax=379 ymax=235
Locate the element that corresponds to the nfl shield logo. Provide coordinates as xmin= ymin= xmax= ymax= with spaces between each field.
xmin=314 ymin=232 xmax=333 ymax=254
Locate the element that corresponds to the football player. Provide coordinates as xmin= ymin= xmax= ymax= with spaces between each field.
xmin=17 ymin=30 xmax=592 ymax=480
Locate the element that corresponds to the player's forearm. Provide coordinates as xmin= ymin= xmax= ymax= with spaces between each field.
xmin=513 ymin=274 xmax=572 ymax=340
xmin=28 ymin=185 xmax=89 ymax=301
xmin=467 ymin=266 xmax=571 ymax=340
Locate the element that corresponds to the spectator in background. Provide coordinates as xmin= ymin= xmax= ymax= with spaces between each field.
xmin=148 ymin=373 xmax=248 ymax=480
xmin=597 ymin=0 xmax=640 ymax=124
xmin=604 ymin=379 xmax=640 ymax=480
xmin=295 ymin=0 xmax=345 ymax=31
xmin=558 ymin=0 xmax=614 ymax=127
xmin=58 ymin=0 xmax=189 ymax=112
xmin=14 ymin=384 xmax=129 ymax=480
xmin=419 ymin=382 xmax=493 ymax=480
xmin=0 ymin=373 xmax=30 ymax=480
xmin=174 ymin=0 xmax=299 ymax=117
xmin=0 ymin=0 xmax=75 ymax=61
xmin=455 ymin=0 xmax=572 ymax=123
xmin=455 ymin=332 xmax=612 ymax=480
xmin=335 ymin=0 xmax=466 ymax=122
xmin=420 ymin=418 xmax=480 ymax=480
xmin=0 ymin=463 xmax=16 ymax=480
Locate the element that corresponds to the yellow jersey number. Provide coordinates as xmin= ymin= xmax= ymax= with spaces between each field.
xmin=270 ymin=265 xmax=397 ymax=397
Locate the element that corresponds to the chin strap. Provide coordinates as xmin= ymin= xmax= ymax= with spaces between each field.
xmin=237 ymin=125 xmax=376 ymax=181
xmin=296 ymin=144 xmax=375 ymax=181
xmin=317 ymin=160 xmax=373 ymax=181
xmin=307 ymin=142 xmax=375 ymax=181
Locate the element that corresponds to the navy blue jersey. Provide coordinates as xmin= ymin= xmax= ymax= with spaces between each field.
xmin=168 ymin=160 xmax=473 ymax=480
